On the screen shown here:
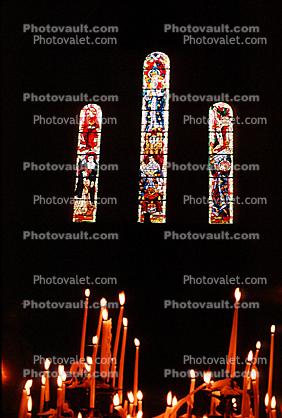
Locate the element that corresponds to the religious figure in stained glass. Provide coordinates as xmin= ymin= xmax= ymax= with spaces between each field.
xmin=208 ymin=102 xmax=234 ymax=224
xmin=138 ymin=51 xmax=170 ymax=223
xmin=73 ymin=104 xmax=102 ymax=222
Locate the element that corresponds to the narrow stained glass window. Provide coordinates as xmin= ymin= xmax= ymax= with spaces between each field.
xmin=208 ymin=102 xmax=234 ymax=224
xmin=73 ymin=104 xmax=102 ymax=223
xmin=138 ymin=52 xmax=170 ymax=223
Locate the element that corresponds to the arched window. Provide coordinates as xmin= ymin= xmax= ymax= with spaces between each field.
xmin=138 ymin=52 xmax=170 ymax=223
xmin=208 ymin=102 xmax=234 ymax=224
xmin=73 ymin=104 xmax=102 ymax=223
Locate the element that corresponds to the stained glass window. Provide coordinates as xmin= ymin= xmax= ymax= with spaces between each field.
xmin=138 ymin=52 xmax=170 ymax=223
xmin=208 ymin=102 xmax=234 ymax=224
xmin=73 ymin=104 xmax=102 ymax=223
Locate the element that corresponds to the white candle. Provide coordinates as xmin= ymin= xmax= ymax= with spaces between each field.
xmin=112 ymin=291 xmax=125 ymax=388
xmin=267 ymin=325 xmax=275 ymax=412
xmin=133 ymin=338 xmax=140 ymax=407
xmin=80 ymin=289 xmax=90 ymax=366
xmin=226 ymin=288 xmax=241 ymax=377
xmin=118 ymin=318 xmax=128 ymax=403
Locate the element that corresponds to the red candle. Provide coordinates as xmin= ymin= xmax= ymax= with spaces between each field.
xmin=112 ymin=291 xmax=125 ymax=388
xmin=118 ymin=318 xmax=128 ymax=403
xmin=226 ymin=288 xmax=241 ymax=377
xmin=80 ymin=289 xmax=90 ymax=366
xmin=133 ymin=338 xmax=140 ymax=407
xmin=267 ymin=325 xmax=275 ymax=413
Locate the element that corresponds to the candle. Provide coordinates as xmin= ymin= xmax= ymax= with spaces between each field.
xmin=44 ymin=358 xmax=51 ymax=402
xmin=171 ymin=396 xmax=178 ymax=418
xmin=118 ymin=318 xmax=128 ymax=403
xmin=18 ymin=379 xmax=32 ymax=418
xmin=226 ymin=288 xmax=241 ymax=377
xmin=137 ymin=390 xmax=143 ymax=412
xmin=39 ymin=375 xmax=46 ymax=413
xmin=128 ymin=391 xmax=134 ymax=416
xmin=61 ymin=371 xmax=67 ymax=408
xmin=251 ymin=368 xmax=259 ymax=418
xmin=270 ymin=396 xmax=277 ymax=418
xmin=80 ymin=289 xmax=90 ymax=368
xmin=96 ymin=297 xmax=107 ymax=343
xmin=57 ymin=376 xmax=63 ymax=417
xmin=113 ymin=393 xmax=126 ymax=418
xmin=267 ymin=325 xmax=275 ymax=413
xmin=133 ymin=338 xmax=140 ymax=407
xmin=90 ymin=335 xmax=99 ymax=409
xmin=254 ymin=341 xmax=261 ymax=365
xmin=77 ymin=413 xmax=82 ymax=418
xmin=137 ymin=411 xmax=143 ymax=418
xmin=100 ymin=308 xmax=112 ymax=379
xmin=164 ymin=391 xmax=172 ymax=418
xmin=241 ymin=350 xmax=253 ymax=418
xmin=26 ymin=396 xmax=32 ymax=418
xmin=187 ymin=369 xmax=195 ymax=418
xmin=112 ymin=291 xmax=125 ymax=388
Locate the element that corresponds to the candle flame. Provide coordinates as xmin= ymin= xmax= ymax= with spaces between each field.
xmin=134 ymin=338 xmax=140 ymax=347
xmin=41 ymin=375 xmax=46 ymax=385
xmin=58 ymin=365 xmax=64 ymax=376
xmin=61 ymin=371 xmax=67 ymax=382
xmin=234 ymin=287 xmax=241 ymax=302
xmin=86 ymin=356 xmax=93 ymax=365
xmin=44 ymin=358 xmax=51 ymax=370
xmin=167 ymin=391 xmax=172 ymax=406
xmin=25 ymin=379 xmax=33 ymax=390
xmin=78 ymin=413 xmax=82 ymax=418
xmin=127 ymin=391 xmax=134 ymax=404
xmin=85 ymin=288 xmax=90 ymax=298
xmin=100 ymin=297 xmax=107 ymax=307
xmin=271 ymin=325 xmax=275 ymax=334
xmin=57 ymin=376 xmax=62 ymax=388
xmin=137 ymin=390 xmax=143 ymax=401
xmin=102 ymin=308 xmax=108 ymax=321
xmin=113 ymin=393 xmax=120 ymax=407
xmin=190 ymin=369 xmax=196 ymax=379
xmin=172 ymin=396 xmax=178 ymax=407
xmin=232 ymin=398 xmax=236 ymax=404
xmin=85 ymin=363 xmax=91 ymax=372
xmin=256 ymin=341 xmax=261 ymax=350
xmin=247 ymin=350 xmax=253 ymax=363
xmin=137 ymin=411 xmax=143 ymax=418
xmin=204 ymin=371 xmax=212 ymax=384
xmin=92 ymin=335 xmax=98 ymax=345
xmin=123 ymin=317 xmax=128 ymax=327
xmin=27 ymin=396 xmax=32 ymax=412
xmin=203 ymin=415 xmax=208 ymax=418
xmin=250 ymin=368 xmax=256 ymax=380
xmin=265 ymin=394 xmax=269 ymax=407
xmin=119 ymin=291 xmax=125 ymax=306
xmin=271 ymin=396 xmax=276 ymax=410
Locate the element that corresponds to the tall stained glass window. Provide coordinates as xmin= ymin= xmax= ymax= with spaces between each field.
xmin=138 ymin=52 xmax=170 ymax=223
xmin=73 ymin=104 xmax=102 ymax=223
xmin=208 ymin=102 xmax=234 ymax=224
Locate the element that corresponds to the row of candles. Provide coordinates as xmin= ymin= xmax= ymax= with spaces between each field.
xmin=18 ymin=290 xmax=143 ymax=417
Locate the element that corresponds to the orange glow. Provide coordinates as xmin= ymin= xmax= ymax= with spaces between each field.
xmin=119 ymin=291 xmax=125 ymax=306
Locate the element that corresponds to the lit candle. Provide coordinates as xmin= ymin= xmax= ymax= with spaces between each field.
xmin=270 ymin=396 xmax=277 ymax=418
xmin=164 ymin=391 xmax=172 ymax=418
xmin=44 ymin=358 xmax=51 ymax=402
xmin=137 ymin=411 xmax=143 ymax=418
xmin=39 ymin=375 xmax=46 ymax=413
xmin=57 ymin=376 xmax=63 ymax=417
xmin=118 ymin=318 xmax=128 ymax=403
xmin=133 ymin=338 xmax=140 ymax=407
xmin=77 ymin=413 xmax=82 ymax=418
xmin=187 ymin=369 xmax=195 ymax=418
xmin=113 ymin=393 xmax=126 ymax=418
xmin=18 ymin=379 xmax=32 ymax=418
xmin=137 ymin=390 xmax=143 ymax=412
xmin=254 ymin=341 xmax=261 ymax=365
xmin=171 ymin=396 xmax=178 ymax=418
xmin=26 ymin=396 xmax=32 ymax=418
xmin=112 ymin=291 xmax=125 ymax=388
xmin=128 ymin=391 xmax=134 ymax=416
xmin=96 ymin=297 xmax=107 ymax=343
xmin=226 ymin=288 xmax=241 ymax=377
xmin=241 ymin=350 xmax=253 ymax=418
xmin=80 ymin=289 xmax=90 ymax=367
xmin=251 ymin=368 xmax=259 ymax=418
xmin=61 ymin=370 xmax=67 ymax=408
xmin=267 ymin=325 xmax=275 ymax=413
xmin=101 ymin=308 xmax=112 ymax=379
xmin=90 ymin=335 xmax=99 ymax=409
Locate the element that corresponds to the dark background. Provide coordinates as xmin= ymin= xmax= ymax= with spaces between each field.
xmin=1 ymin=1 xmax=281 ymax=417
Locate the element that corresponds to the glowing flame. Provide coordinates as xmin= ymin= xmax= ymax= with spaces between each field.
xmin=78 ymin=413 xmax=82 ymax=418
xmin=190 ymin=369 xmax=195 ymax=379
xmin=86 ymin=356 xmax=93 ymax=365
xmin=234 ymin=288 xmax=241 ymax=302
xmin=85 ymin=363 xmax=91 ymax=372
xmin=256 ymin=341 xmax=261 ymax=350
xmin=27 ymin=396 xmax=32 ymax=412
xmin=123 ymin=317 xmax=128 ymax=327
xmin=134 ymin=338 xmax=140 ymax=347
xmin=167 ymin=391 xmax=172 ymax=406
xmin=58 ymin=365 xmax=64 ymax=376
xmin=85 ymin=288 xmax=90 ymax=298
xmin=41 ymin=375 xmax=46 ymax=385
xmin=264 ymin=394 xmax=269 ymax=407
xmin=271 ymin=396 xmax=276 ymax=410
xmin=137 ymin=390 xmax=143 ymax=401
xmin=232 ymin=398 xmax=236 ymax=404
xmin=57 ymin=376 xmax=62 ymax=388
xmin=271 ymin=325 xmax=275 ymax=334
xmin=44 ymin=358 xmax=51 ymax=370
xmin=137 ymin=411 xmax=143 ymax=418
xmin=204 ymin=371 xmax=212 ymax=384
xmin=247 ymin=350 xmax=253 ymax=363
xmin=127 ymin=391 xmax=134 ymax=404
xmin=113 ymin=393 xmax=120 ymax=407
xmin=100 ymin=298 xmax=107 ymax=307
xmin=172 ymin=396 xmax=178 ymax=407
xmin=102 ymin=308 xmax=108 ymax=321
xmin=25 ymin=379 xmax=33 ymax=390
xmin=61 ymin=371 xmax=67 ymax=382
xmin=92 ymin=335 xmax=98 ymax=345
xmin=250 ymin=368 xmax=256 ymax=380
xmin=119 ymin=291 xmax=125 ymax=306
